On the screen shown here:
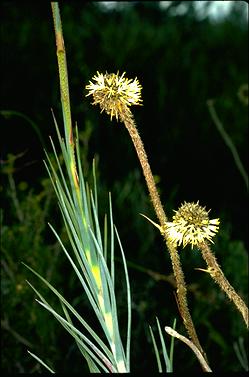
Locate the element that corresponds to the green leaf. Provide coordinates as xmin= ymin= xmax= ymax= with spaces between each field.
xmin=60 ymin=301 xmax=101 ymax=373
xmin=27 ymin=351 xmax=55 ymax=374
xmin=149 ymin=325 xmax=162 ymax=372
xmin=23 ymin=266 xmax=115 ymax=365
xmin=156 ymin=317 xmax=171 ymax=372
xmin=114 ymin=225 xmax=131 ymax=372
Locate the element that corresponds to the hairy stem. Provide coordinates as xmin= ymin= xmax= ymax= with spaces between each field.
xmin=166 ymin=241 xmax=206 ymax=360
xmin=122 ymin=110 xmax=167 ymax=224
xmin=121 ymin=109 xmax=208 ymax=363
xmin=200 ymin=242 xmax=249 ymax=328
xmin=51 ymin=2 xmax=79 ymax=193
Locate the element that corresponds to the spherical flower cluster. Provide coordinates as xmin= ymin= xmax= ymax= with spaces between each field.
xmin=165 ymin=201 xmax=220 ymax=249
xmin=85 ymin=71 xmax=142 ymax=121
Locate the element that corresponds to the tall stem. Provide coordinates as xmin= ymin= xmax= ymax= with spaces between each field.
xmin=121 ymin=110 xmax=207 ymax=363
xmin=122 ymin=112 xmax=167 ymax=224
xmin=200 ymin=242 xmax=249 ymax=328
xmin=166 ymin=241 xmax=206 ymax=358
xmin=51 ymin=2 xmax=79 ymax=192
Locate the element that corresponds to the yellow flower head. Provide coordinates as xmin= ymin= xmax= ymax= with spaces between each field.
xmin=85 ymin=71 xmax=143 ymax=121
xmin=165 ymin=201 xmax=220 ymax=249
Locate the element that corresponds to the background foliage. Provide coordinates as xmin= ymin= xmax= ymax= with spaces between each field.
xmin=1 ymin=1 xmax=248 ymax=373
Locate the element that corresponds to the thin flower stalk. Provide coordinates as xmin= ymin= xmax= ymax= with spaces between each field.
xmin=85 ymin=71 xmax=208 ymax=364
xmin=199 ymin=242 xmax=249 ymax=328
xmin=166 ymin=240 xmax=205 ymax=358
xmin=120 ymin=113 xmax=206 ymax=358
xmin=120 ymin=108 xmax=168 ymax=225
xmin=51 ymin=3 xmax=80 ymax=195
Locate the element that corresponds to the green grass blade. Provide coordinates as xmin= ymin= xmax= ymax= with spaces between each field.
xmin=54 ymin=183 xmax=96 ymax=270
xmin=27 ymin=279 xmax=111 ymax=372
xmin=88 ymin=228 xmax=127 ymax=368
xmin=109 ymin=193 xmax=115 ymax=284
xmin=233 ymin=337 xmax=248 ymax=371
xmin=74 ymin=126 xmax=93 ymax=229
xmin=85 ymin=182 xmax=95 ymax=234
xmin=46 ymin=135 xmax=74 ymax=204
xmin=169 ymin=318 xmax=176 ymax=369
xmin=49 ymin=220 xmax=99 ymax=300
xmin=92 ymin=158 xmax=98 ymax=215
xmin=60 ymin=301 xmax=101 ymax=373
xmin=36 ymin=298 xmax=113 ymax=372
xmin=149 ymin=325 xmax=162 ymax=372
xmin=88 ymin=229 xmax=119 ymax=318
xmin=103 ymin=213 xmax=108 ymax=261
xmin=27 ymin=351 xmax=55 ymax=374
xmin=57 ymin=211 xmax=99 ymax=304
xmin=114 ymin=225 xmax=131 ymax=372
xmin=156 ymin=317 xmax=172 ymax=372
xmin=90 ymin=189 xmax=104 ymax=256
xmin=23 ymin=268 xmax=114 ymax=364
xmin=46 ymin=222 xmax=115 ymax=346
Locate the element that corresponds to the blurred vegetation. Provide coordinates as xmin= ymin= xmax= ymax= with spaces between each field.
xmin=1 ymin=1 xmax=248 ymax=373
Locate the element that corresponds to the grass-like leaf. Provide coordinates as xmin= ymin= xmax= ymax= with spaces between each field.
xmin=149 ymin=318 xmax=175 ymax=372
xmin=24 ymin=3 xmax=130 ymax=373
xmin=114 ymin=223 xmax=132 ymax=372
xmin=149 ymin=325 xmax=162 ymax=372
xmin=156 ymin=317 xmax=172 ymax=372
xmin=24 ymin=269 xmax=115 ymax=366
xmin=27 ymin=351 xmax=55 ymax=374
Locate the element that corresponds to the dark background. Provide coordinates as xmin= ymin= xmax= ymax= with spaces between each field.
xmin=1 ymin=1 xmax=248 ymax=374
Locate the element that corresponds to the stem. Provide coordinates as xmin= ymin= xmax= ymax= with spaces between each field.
xmin=167 ymin=241 xmax=206 ymax=361
xmin=51 ymin=2 xmax=72 ymax=150
xmin=121 ymin=109 xmax=208 ymax=364
xmin=51 ymin=2 xmax=79 ymax=192
xmin=207 ymin=99 xmax=248 ymax=191
xmin=122 ymin=110 xmax=167 ymax=224
xmin=200 ymin=242 xmax=249 ymax=328
xmin=165 ymin=326 xmax=212 ymax=372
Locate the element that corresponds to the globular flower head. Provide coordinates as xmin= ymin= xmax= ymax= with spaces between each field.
xmin=85 ymin=71 xmax=142 ymax=121
xmin=165 ymin=201 xmax=220 ymax=249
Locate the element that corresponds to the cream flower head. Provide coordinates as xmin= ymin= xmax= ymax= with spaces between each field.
xmin=165 ymin=201 xmax=220 ymax=249
xmin=85 ymin=71 xmax=142 ymax=121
